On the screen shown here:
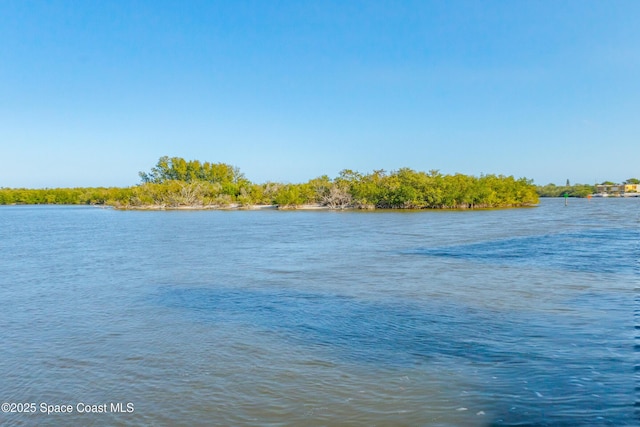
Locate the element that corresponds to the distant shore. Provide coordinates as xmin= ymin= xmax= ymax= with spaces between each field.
xmin=0 ymin=157 xmax=542 ymax=209
xmin=110 ymin=202 xmax=543 ymax=211
xmin=113 ymin=203 xmax=332 ymax=211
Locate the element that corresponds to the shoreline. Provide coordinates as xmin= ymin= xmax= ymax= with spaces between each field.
xmin=112 ymin=202 xmax=540 ymax=211
xmin=114 ymin=203 xmax=332 ymax=211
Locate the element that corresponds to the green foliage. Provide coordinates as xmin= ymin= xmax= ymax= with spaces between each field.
xmin=122 ymin=181 xmax=228 ymax=207
xmin=139 ymin=156 xmax=246 ymax=187
xmin=330 ymin=169 xmax=538 ymax=209
xmin=1 ymin=156 xmax=541 ymax=209
xmin=272 ymin=184 xmax=305 ymax=207
xmin=536 ymin=183 xmax=595 ymax=198
xmin=0 ymin=187 xmax=133 ymax=205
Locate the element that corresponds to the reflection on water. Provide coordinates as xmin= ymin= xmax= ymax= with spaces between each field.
xmin=160 ymin=286 xmax=511 ymax=365
xmin=0 ymin=198 xmax=637 ymax=426
xmin=407 ymin=228 xmax=639 ymax=274
xmin=157 ymin=285 xmax=633 ymax=426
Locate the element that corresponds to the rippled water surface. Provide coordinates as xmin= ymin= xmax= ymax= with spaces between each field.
xmin=1 ymin=198 xmax=638 ymax=426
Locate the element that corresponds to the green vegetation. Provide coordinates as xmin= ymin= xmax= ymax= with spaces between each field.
xmin=1 ymin=156 xmax=540 ymax=209
xmin=536 ymin=177 xmax=640 ymax=198
xmin=0 ymin=187 xmax=133 ymax=205
xmin=535 ymin=183 xmax=595 ymax=198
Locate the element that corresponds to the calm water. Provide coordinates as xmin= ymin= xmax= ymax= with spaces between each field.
xmin=0 ymin=199 xmax=637 ymax=426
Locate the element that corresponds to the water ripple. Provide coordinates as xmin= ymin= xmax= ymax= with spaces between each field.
xmin=405 ymin=228 xmax=639 ymax=274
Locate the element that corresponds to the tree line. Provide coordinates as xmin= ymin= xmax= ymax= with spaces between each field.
xmin=0 ymin=187 xmax=133 ymax=205
xmin=1 ymin=156 xmax=540 ymax=209
xmin=535 ymin=183 xmax=595 ymax=198
xmin=535 ymin=178 xmax=639 ymax=198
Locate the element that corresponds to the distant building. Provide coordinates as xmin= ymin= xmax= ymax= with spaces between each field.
xmin=595 ymin=184 xmax=621 ymax=195
xmin=595 ymin=183 xmax=640 ymax=197
xmin=623 ymin=183 xmax=640 ymax=194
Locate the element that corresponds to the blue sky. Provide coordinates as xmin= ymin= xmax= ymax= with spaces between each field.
xmin=1 ymin=0 xmax=638 ymax=188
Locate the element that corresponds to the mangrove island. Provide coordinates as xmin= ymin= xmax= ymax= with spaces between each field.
xmin=1 ymin=156 xmax=541 ymax=209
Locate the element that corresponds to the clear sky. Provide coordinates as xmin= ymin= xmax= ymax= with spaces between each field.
xmin=1 ymin=0 xmax=638 ymax=188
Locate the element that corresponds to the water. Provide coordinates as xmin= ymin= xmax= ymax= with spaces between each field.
xmin=0 ymin=198 xmax=637 ymax=426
